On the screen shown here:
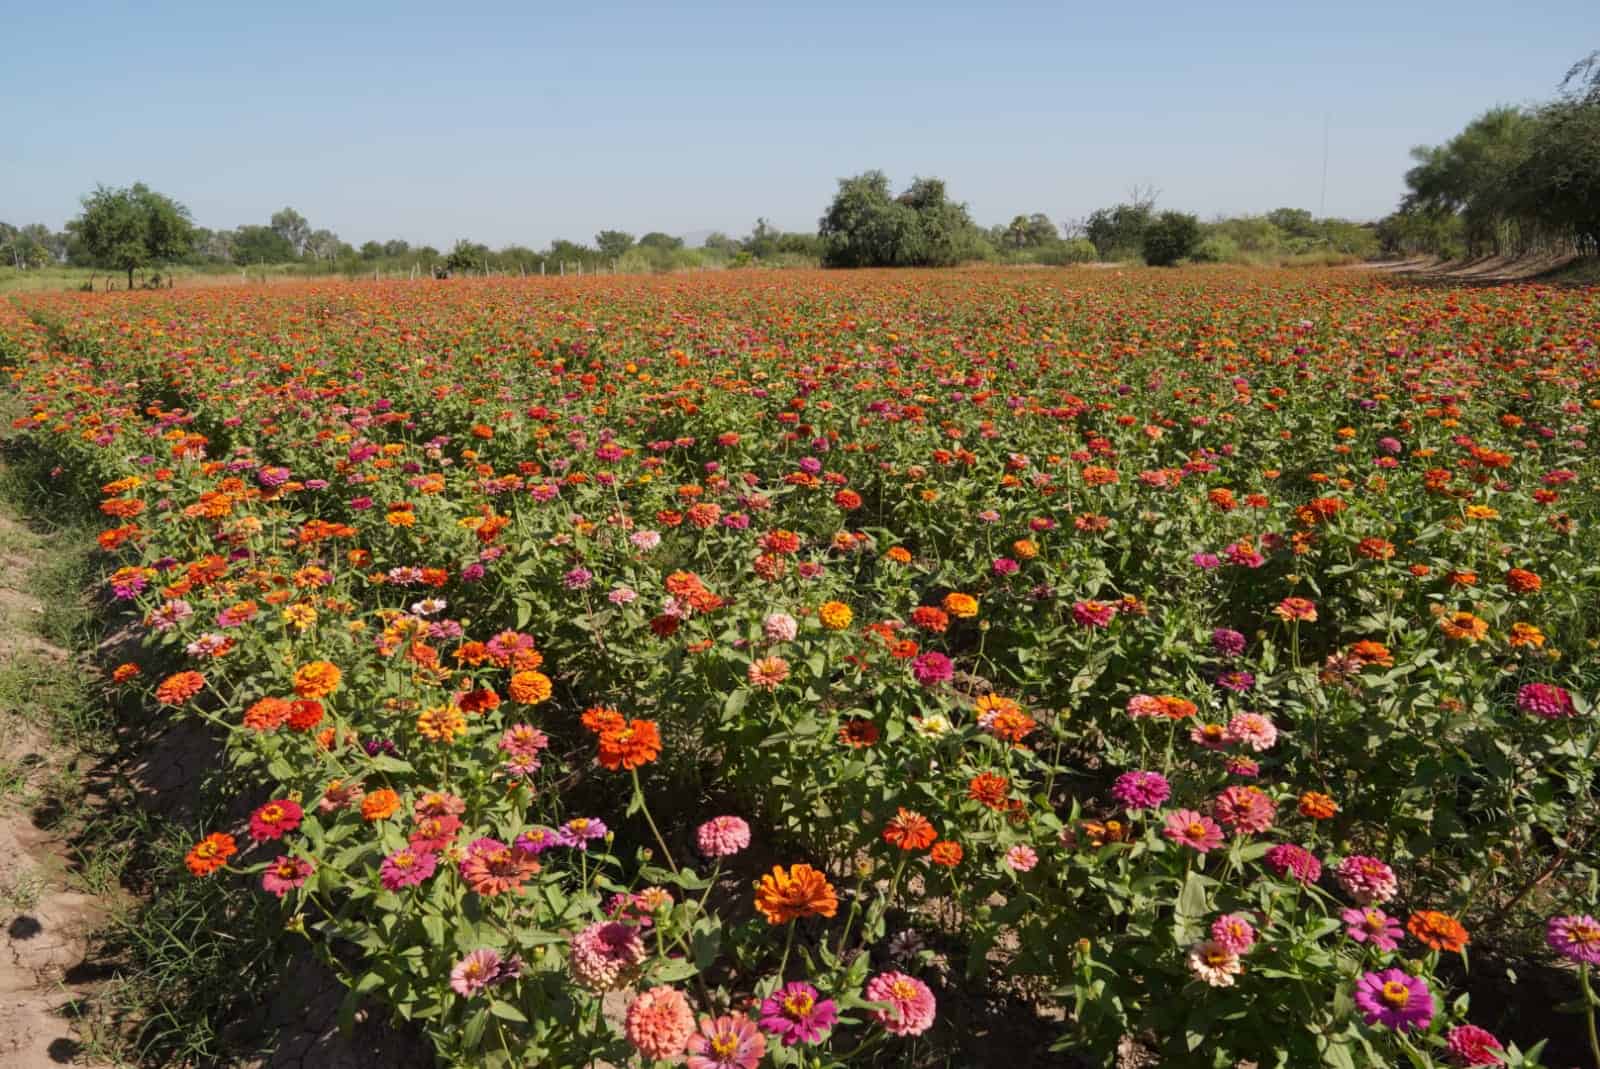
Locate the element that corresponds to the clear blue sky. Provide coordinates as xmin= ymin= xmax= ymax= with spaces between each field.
xmin=3 ymin=1 xmax=1592 ymax=248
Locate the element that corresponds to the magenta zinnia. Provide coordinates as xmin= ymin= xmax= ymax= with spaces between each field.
xmin=758 ymin=981 xmax=838 ymax=1046
xmin=1353 ymin=969 xmax=1433 ymax=1031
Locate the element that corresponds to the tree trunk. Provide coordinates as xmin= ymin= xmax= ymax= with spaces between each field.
xmin=127 ymin=266 xmax=134 ymax=291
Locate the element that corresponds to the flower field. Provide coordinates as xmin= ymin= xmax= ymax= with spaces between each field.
xmin=2 ymin=268 xmax=1599 ymax=1068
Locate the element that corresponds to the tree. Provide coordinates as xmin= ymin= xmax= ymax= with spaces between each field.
xmin=359 ymin=241 xmax=385 ymax=260
xmin=701 ymin=231 xmax=740 ymax=256
xmin=595 ymin=230 xmax=636 ymax=258
xmin=819 ymin=171 xmax=983 ymax=268
xmin=382 ymin=239 xmax=411 ymax=258
xmin=1086 ymin=189 xmax=1159 ymax=260
xmin=270 ymin=207 xmax=312 ymax=257
xmin=232 ymin=225 xmax=296 ymax=264
xmin=445 ymin=239 xmax=489 ymax=273
xmin=305 ymin=229 xmax=342 ymax=261
xmin=68 ymin=183 xmax=195 ymax=289
xmin=637 ymin=232 xmax=683 ymax=251
xmin=1142 ymin=211 xmax=1202 ymax=266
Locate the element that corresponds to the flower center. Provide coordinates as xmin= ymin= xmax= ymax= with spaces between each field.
xmin=1574 ymin=922 xmax=1600 ymax=946
xmin=1187 ymin=822 xmax=1208 ymax=838
xmin=890 ymin=980 xmax=918 ymax=1000
xmin=710 ymin=1033 xmax=738 ymax=1056
xmin=262 ymin=805 xmax=283 ymax=823
xmin=1380 ymin=981 xmax=1410 ymax=1008
xmin=784 ymin=993 xmax=814 ymax=1017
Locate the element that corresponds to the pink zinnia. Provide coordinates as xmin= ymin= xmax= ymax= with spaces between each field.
xmin=248 ymin=799 xmax=303 ymax=842
xmin=625 ymin=987 xmax=696 ymax=1062
xmin=1445 ymin=1024 xmax=1504 ymax=1066
xmin=1335 ymin=855 xmax=1398 ymax=905
xmin=1212 ymin=785 xmax=1276 ymax=834
xmin=1342 ymin=907 xmax=1403 ymax=952
xmin=1005 ymin=845 xmax=1039 ymax=872
xmin=1072 ymin=600 xmax=1117 ymax=628
xmin=763 ymin=612 xmax=799 ymax=642
xmin=758 ymin=981 xmax=838 ymax=1046
xmin=696 ymin=815 xmax=751 ymax=858
xmin=380 ymin=848 xmax=437 ymax=890
xmin=1163 ymin=809 xmax=1224 ymax=854
xmin=1264 ymin=844 xmax=1322 ymax=884
xmin=1547 ymin=914 xmax=1600 ymax=965
xmin=1210 ymin=913 xmax=1256 ymax=954
xmin=1354 ymin=969 xmax=1433 ymax=1031
xmin=1225 ymin=712 xmax=1278 ymax=751
xmin=261 ymin=855 xmax=314 ymax=897
xmin=450 ymin=948 xmax=503 ymax=997
xmin=1126 ymin=693 xmax=1164 ymax=718
xmin=1111 ymin=770 xmax=1171 ymax=810
xmin=863 ymin=971 xmax=937 ymax=1036
xmin=568 ymin=920 xmax=646 ymax=991
xmin=910 ymin=651 xmax=953 ymax=686
xmin=686 ymin=1012 xmax=766 ymax=1069
xmin=1517 ymin=682 xmax=1575 ymax=720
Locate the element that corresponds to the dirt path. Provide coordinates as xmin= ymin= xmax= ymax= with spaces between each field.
xmin=1359 ymin=252 xmax=1581 ymax=282
xmin=0 ymin=508 xmax=114 ymax=1068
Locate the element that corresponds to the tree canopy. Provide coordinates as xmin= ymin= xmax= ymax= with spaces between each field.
xmin=67 ymin=183 xmax=195 ymax=288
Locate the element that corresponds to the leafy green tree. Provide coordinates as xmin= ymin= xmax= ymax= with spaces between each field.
xmin=359 ymin=241 xmax=385 ymax=260
xmin=445 ymin=240 xmax=489 ymax=272
xmin=231 ymin=225 xmax=296 ymax=264
xmin=637 ymin=232 xmax=683 ymax=251
xmin=67 ymin=183 xmax=195 ymax=289
xmin=595 ymin=231 xmax=636 ymax=258
xmin=1142 ymin=211 xmax=1201 ymax=266
xmin=701 ymin=231 xmax=740 ymax=257
xmin=382 ymin=239 xmax=411 ymax=258
xmin=819 ymin=171 xmax=983 ymax=268
xmin=270 ymin=207 xmax=312 ymax=257
xmin=1085 ymin=189 xmax=1159 ymax=260
xmin=1511 ymin=96 xmax=1600 ymax=250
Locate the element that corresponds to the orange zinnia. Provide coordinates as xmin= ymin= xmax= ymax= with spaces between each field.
xmin=1298 ymin=791 xmax=1338 ymax=820
xmin=968 ymin=772 xmax=1011 ymax=811
xmin=155 ymin=670 xmax=206 ymax=706
xmin=508 ymin=669 xmax=553 ymax=705
xmin=1438 ymin=612 xmax=1488 ymax=643
xmin=754 ymin=864 xmax=838 ymax=924
xmin=882 ymin=808 xmax=937 ymax=852
xmin=929 ymin=840 xmax=964 ymax=867
xmin=293 ymin=660 xmax=342 ymax=699
xmin=597 ymin=718 xmax=661 ymax=771
xmin=1407 ymin=910 xmax=1469 ymax=953
xmin=361 ymin=788 xmax=401 ymax=822
xmin=185 ymin=832 xmax=237 ymax=877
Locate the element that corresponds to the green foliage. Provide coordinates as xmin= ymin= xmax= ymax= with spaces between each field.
xmin=594 ymin=230 xmax=635 ymax=258
xmin=1142 ymin=210 xmax=1202 ymax=266
xmin=819 ymin=170 xmax=987 ymax=267
xmin=231 ymin=224 xmax=296 ymax=264
xmin=66 ymin=183 xmax=195 ymax=288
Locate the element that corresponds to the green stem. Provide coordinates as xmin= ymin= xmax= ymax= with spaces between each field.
xmin=632 ymin=767 xmax=678 ymax=873
xmin=776 ymin=918 xmax=796 ymax=982
xmin=1582 ymin=964 xmax=1600 ymax=1069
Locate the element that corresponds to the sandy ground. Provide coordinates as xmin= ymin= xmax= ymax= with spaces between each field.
xmin=0 ymin=509 xmax=112 ymax=1069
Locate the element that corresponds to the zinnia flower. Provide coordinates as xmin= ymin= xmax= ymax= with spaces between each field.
xmin=1517 ymin=682 xmax=1575 ymax=720
xmin=380 ymin=848 xmax=437 ymax=890
xmin=248 ymin=799 xmax=303 ymax=842
xmin=1353 ymin=969 xmax=1433 ymax=1031
xmin=882 ymin=808 xmax=937 ymax=852
xmin=1111 ymin=770 xmax=1171 ymax=810
xmin=450 ymin=947 xmax=520 ymax=997
xmin=1187 ymin=939 xmax=1242 ymax=987
xmin=261 ymin=855 xmax=313 ymax=897
xmin=686 ymin=1012 xmax=765 ymax=1069
xmin=758 ymin=981 xmax=837 ymax=1046
xmin=1445 ymin=1023 xmax=1504 ymax=1066
xmin=910 ymin=651 xmax=953 ymax=686
xmin=1407 ymin=910 xmax=1469 ymax=953
xmin=696 ymin=816 xmax=751 ymax=858
xmin=1210 ymin=913 xmax=1255 ymax=954
xmin=625 ymin=986 xmax=696 ymax=1062
xmin=755 ymin=864 xmax=837 ymax=924
xmin=1342 ymin=908 xmax=1403 ymax=952
xmin=1264 ymin=844 xmax=1322 ymax=884
xmin=864 ymin=971 xmax=936 ymax=1036
xmin=1212 ymin=785 xmax=1276 ymax=834
xmin=1336 ymin=855 xmax=1398 ymax=905
xmin=185 ymin=832 xmax=236 ymax=877
xmin=1547 ymin=914 xmax=1600 ymax=964
xmin=1005 ymin=845 xmax=1039 ymax=872
xmin=568 ymin=921 xmax=646 ymax=991
xmin=1163 ymin=809 xmax=1224 ymax=854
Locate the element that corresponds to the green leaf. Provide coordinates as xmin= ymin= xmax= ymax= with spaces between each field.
xmin=488 ymin=999 xmax=528 ymax=1023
